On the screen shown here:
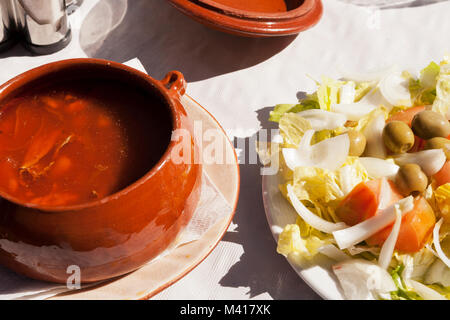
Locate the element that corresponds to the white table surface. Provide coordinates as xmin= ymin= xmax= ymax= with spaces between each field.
xmin=0 ymin=0 xmax=449 ymax=300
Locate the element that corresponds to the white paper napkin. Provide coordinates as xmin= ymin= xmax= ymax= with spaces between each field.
xmin=0 ymin=58 xmax=233 ymax=300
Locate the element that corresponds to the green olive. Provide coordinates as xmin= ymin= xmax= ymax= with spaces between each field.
xmin=382 ymin=121 xmax=415 ymax=153
xmin=411 ymin=110 xmax=450 ymax=139
xmin=395 ymin=164 xmax=428 ymax=196
xmin=424 ymin=137 xmax=450 ymax=160
xmin=346 ymin=130 xmax=366 ymax=156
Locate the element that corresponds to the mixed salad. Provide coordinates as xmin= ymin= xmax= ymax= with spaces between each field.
xmin=262 ymin=58 xmax=450 ymax=300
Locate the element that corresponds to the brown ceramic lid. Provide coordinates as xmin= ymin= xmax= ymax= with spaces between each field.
xmin=197 ymin=0 xmax=316 ymax=21
xmin=168 ymin=0 xmax=323 ymax=37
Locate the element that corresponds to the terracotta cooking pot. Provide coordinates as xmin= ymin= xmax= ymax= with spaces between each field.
xmin=0 ymin=59 xmax=202 ymax=283
xmin=168 ymin=0 xmax=323 ymax=37
xmin=197 ymin=0 xmax=316 ymax=20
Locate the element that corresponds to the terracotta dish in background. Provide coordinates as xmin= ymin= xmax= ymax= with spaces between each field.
xmin=168 ymin=0 xmax=323 ymax=37
xmin=197 ymin=0 xmax=316 ymax=20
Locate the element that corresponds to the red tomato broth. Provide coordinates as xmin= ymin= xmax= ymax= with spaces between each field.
xmin=0 ymin=79 xmax=173 ymax=207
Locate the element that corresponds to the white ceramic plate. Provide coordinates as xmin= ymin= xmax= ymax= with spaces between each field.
xmin=262 ymin=171 xmax=345 ymax=300
xmin=49 ymin=95 xmax=240 ymax=300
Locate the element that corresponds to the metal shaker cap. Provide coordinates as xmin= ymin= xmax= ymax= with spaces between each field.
xmin=0 ymin=0 xmax=17 ymax=52
xmin=12 ymin=0 xmax=72 ymax=54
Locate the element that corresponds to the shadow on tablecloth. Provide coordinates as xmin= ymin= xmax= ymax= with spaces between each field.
xmin=78 ymin=0 xmax=298 ymax=82
xmin=217 ymin=105 xmax=322 ymax=300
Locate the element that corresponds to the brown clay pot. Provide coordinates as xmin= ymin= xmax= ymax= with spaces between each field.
xmin=197 ymin=0 xmax=316 ymax=20
xmin=0 ymin=59 xmax=202 ymax=284
xmin=168 ymin=0 xmax=323 ymax=37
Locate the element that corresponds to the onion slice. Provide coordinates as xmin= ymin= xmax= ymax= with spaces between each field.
xmin=379 ymin=70 xmax=412 ymax=107
xmin=319 ymin=244 xmax=350 ymax=262
xmin=359 ymin=157 xmax=399 ymax=180
xmin=363 ymin=113 xmax=387 ymax=159
xmin=333 ymin=196 xmax=413 ymax=249
xmin=332 ymin=259 xmax=397 ymax=300
xmin=339 ymin=82 xmax=356 ymax=104
xmin=282 ymin=130 xmax=349 ymax=172
xmin=378 ymin=177 xmax=394 ymax=210
xmin=331 ymin=103 xmax=376 ymax=121
xmin=408 ymin=280 xmax=447 ymax=300
xmin=433 ymin=218 xmax=450 ymax=268
xmin=378 ymin=204 xmax=402 ymax=270
xmin=394 ymin=149 xmax=446 ymax=176
xmin=339 ymin=65 xmax=397 ymax=83
xmin=296 ymin=109 xmax=347 ymax=131
xmin=287 ymin=184 xmax=347 ymax=234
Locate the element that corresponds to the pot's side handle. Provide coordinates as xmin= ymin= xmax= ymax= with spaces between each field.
xmin=160 ymin=71 xmax=186 ymax=97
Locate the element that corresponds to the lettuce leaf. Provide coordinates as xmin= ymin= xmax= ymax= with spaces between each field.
xmin=432 ymin=63 xmax=450 ymax=118
xmin=389 ymin=265 xmax=423 ymax=300
xmin=406 ymin=62 xmax=440 ymax=106
xmin=426 ymin=284 xmax=450 ymax=299
xmin=354 ymin=82 xmax=374 ymax=102
xmin=277 ymin=223 xmax=333 ymax=267
xmin=277 ymin=224 xmax=307 ymax=257
xmin=268 ymin=104 xmax=296 ymax=123
xmin=269 ymin=100 xmax=320 ymax=123
xmin=420 ymin=61 xmax=441 ymax=89
xmin=355 ymin=107 xmax=388 ymax=132
xmin=338 ymin=157 xmax=369 ymax=195
xmin=280 ymin=157 xmax=367 ymax=218
xmin=317 ymin=77 xmax=344 ymax=111
xmin=292 ymin=166 xmax=344 ymax=203
xmin=278 ymin=113 xmax=312 ymax=147
xmin=434 ymin=183 xmax=450 ymax=223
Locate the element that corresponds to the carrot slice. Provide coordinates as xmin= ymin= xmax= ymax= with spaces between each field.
xmin=410 ymin=136 xmax=426 ymax=153
xmin=367 ymin=197 xmax=436 ymax=253
xmin=387 ymin=105 xmax=425 ymax=127
xmin=433 ymin=160 xmax=450 ymax=187
xmin=336 ymin=178 xmax=403 ymax=226
xmin=336 ymin=180 xmax=380 ymax=226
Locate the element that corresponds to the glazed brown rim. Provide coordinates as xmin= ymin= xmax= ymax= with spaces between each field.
xmin=0 ymin=58 xmax=185 ymax=213
xmin=168 ymin=0 xmax=323 ymax=37
xmin=197 ymin=0 xmax=315 ymax=21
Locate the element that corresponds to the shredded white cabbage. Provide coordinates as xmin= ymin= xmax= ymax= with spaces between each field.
xmin=287 ymin=184 xmax=347 ymax=234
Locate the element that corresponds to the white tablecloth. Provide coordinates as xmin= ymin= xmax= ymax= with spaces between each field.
xmin=0 ymin=0 xmax=449 ymax=300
